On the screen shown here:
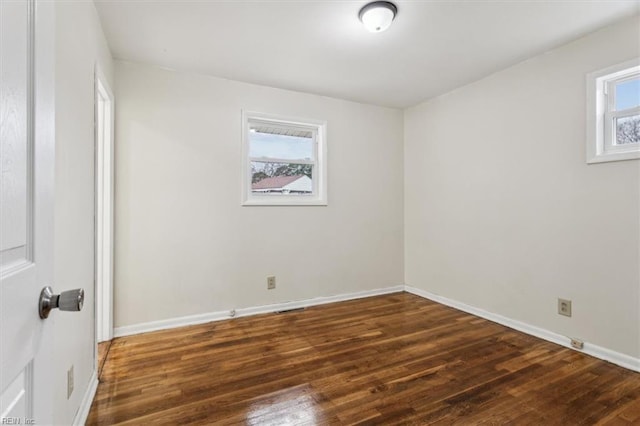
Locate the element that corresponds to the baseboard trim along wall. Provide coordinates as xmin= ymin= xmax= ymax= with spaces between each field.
xmin=113 ymin=285 xmax=405 ymax=338
xmin=73 ymin=371 xmax=98 ymax=426
xmin=404 ymin=285 xmax=640 ymax=373
xmin=112 ymin=283 xmax=639 ymax=373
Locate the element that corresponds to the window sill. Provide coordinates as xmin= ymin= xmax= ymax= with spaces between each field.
xmin=587 ymin=149 xmax=640 ymax=164
xmin=242 ymin=197 xmax=328 ymax=206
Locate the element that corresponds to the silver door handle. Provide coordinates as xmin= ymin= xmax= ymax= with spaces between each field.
xmin=39 ymin=286 xmax=84 ymax=319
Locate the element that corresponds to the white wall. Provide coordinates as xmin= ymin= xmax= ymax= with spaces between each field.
xmin=54 ymin=1 xmax=113 ymax=423
xmin=405 ymin=16 xmax=640 ymax=358
xmin=114 ymin=61 xmax=404 ymax=328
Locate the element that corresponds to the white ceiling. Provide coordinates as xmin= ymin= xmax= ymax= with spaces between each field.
xmin=94 ymin=0 xmax=640 ymax=108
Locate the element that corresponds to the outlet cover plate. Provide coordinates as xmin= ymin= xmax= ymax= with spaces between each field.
xmin=558 ymin=298 xmax=572 ymax=317
xmin=570 ymin=338 xmax=584 ymax=350
xmin=67 ymin=365 xmax=74 ymax=399
xmin=267 ymin=276 xmax=276 ymax=290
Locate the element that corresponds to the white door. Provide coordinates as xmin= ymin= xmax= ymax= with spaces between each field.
xmin=1 ymin=0 xmax=55 ymax=424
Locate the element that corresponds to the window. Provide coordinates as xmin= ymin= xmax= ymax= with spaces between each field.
xmin=242 ymin=111 xmax=327 ymax=205
xmin=586 ymin=59 xmax=640 ymax=163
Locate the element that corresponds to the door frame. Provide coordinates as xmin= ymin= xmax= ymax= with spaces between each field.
xmin=94 ymin=65 xmax=114 ymax=344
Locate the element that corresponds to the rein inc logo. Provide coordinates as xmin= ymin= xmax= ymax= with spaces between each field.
xmin=1 ymin=418 xmax=35 ymax=425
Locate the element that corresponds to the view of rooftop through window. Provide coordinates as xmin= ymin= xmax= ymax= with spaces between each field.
xmin=249 ymin=125 xmax=315 ymax=195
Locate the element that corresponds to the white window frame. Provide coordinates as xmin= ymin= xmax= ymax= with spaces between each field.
xmin=586 ymin=58 xmax=640 ymax=164
xmin=241 ymin=111 xmax=328 ymax=206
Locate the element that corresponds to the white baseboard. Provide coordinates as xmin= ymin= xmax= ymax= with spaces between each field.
xmin=114 ymin=285 xmax=404 ymax=338
xmin=72 ymin=371 xmax=98 ymax=426
xmin=111 ymin=283 xmax=639 ymax=373
xmin=404 ymin=285 xmax=640 ymax=373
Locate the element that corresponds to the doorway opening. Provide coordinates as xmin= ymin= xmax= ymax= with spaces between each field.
xmin=95 ymin=68 xmax=114 ymax=358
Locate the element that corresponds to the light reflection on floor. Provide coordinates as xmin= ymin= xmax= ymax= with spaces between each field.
xmin=246 ymin=384 xmax=319 ymax=426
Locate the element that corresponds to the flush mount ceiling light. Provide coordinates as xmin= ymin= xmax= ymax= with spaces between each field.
xmin=359 ymin=1 xmax=398 ymax=33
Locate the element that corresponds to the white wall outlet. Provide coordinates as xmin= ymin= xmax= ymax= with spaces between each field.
xmin=67 ymin=365 xmax=74 ymax=399
xmin=570 ymin=338 xmax=584 ymax=350
xmin=267 ymin=276 xmax=276 ymax=290
xmin=558 ymin=298 xmax=572 ymax=317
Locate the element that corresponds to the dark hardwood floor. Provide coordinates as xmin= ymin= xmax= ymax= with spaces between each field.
xmin=97 ymin=340 xmax=112 ymax=379
xmin=87 ymin=292 xmax=640 ymax=425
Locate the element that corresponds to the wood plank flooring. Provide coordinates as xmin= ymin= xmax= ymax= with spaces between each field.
xmin=97 ymin=340 xmax=112 ymax=378
xmin=87 ymin=293 xmax=640 ymax=425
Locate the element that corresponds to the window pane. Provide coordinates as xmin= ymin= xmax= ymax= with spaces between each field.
xmin=615 ymin=115 xmax=640 ymax=145
xmin=251 ymin=161 xmax=313 ymax=195
xmin=249 ymin=126 xmax=313 ymax=161
xmin=615 ymin=78 xmax=640 ymax=111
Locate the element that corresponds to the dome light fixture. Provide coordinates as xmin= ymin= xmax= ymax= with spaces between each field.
xmin=358 ymin=1 xmax=398 ymax=33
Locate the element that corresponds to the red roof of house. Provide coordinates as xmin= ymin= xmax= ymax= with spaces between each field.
xmin=252 ymin=175 xmax=305 ymax=190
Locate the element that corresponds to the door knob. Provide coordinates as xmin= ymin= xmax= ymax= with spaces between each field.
xmin=39 ymin=286 xmax=84 ymax=319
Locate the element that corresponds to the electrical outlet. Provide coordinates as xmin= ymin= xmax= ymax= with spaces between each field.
xmin=558 ymin=298 xmax=572 ymax=317
xmin=570 ymin=338 xmax=584 ymax=350
xmin=267 ymin=276 xmax=276 ymax=290
xmin=67 ymin=365 xmax=74 ymax=399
